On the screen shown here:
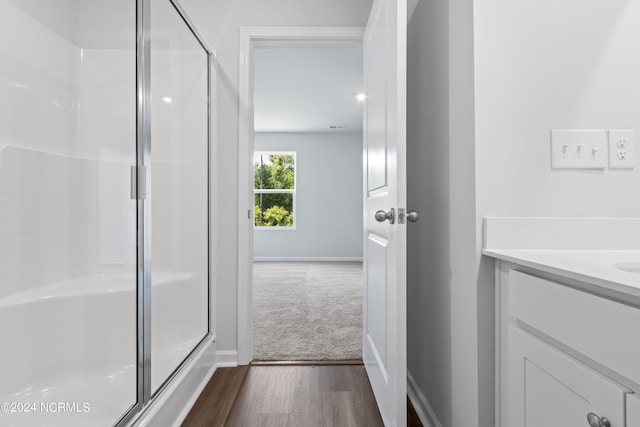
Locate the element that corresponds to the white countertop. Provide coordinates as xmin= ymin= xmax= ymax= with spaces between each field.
xmin=482 ymin=248 xmax=640 ymax=298
xmin=483 ymin=217 xmax=640 ymax=298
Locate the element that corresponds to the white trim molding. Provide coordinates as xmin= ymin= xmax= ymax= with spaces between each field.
xmin=407 ymin=371 xmax=444 ymax=427
xmin=237 ymin=26 xmax=365 ymax=366
xmin=215 ymin=350 xmax=239 ymax=368
xmin=129 ymin=345 xmax=240 ymax=427
xmin=130 ymin=337 xmax=217 ymax=427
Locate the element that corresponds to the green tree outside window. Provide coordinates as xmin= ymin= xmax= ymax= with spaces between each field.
xmin=254 ymin=153 xmax=295 ymax=227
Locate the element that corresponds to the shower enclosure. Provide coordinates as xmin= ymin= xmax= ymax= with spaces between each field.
xmin=0 ymin=0 xmax=211 ymax=425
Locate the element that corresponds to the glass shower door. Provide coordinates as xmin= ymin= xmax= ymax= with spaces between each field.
xmin=0 ymin=0 xmax=138 ymax=425
xmin=149 ymin=0 xmax=210 ymax=394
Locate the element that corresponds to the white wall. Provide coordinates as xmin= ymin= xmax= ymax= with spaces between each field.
xmin=0 ymin=0 xmax=78 ymax=156
xmin=6 ymin=0 xmax=79 ymax=44
xmin=473 ymin=4 xmax=640 ymax=424
xmin=0 ymin=0 xmax=136 ymax=288
xmin=407 ymin=1 xmax=640 ymax=427
xmin=475 ymin=0 xmax=640 ymax=219
xmin=254 ymin=132 xmax=363 ymax=260
xmin=180 ymin=0 xmax=373 ymax=353
xmin=253 ymin=44 xmax=364 ymax=133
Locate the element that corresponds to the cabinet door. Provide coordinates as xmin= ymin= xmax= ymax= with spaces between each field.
xmin=628 ymin=394 xmax=640 ymax=426
xmin=508 ymin=326 xmax=628 ymax=427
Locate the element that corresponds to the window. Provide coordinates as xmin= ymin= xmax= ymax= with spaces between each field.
xmin=254 ymin=151 xmax=296 ymax=228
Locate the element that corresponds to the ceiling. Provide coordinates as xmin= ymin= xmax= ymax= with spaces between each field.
xmin=253 ymin=41 xmax=363 ymax=133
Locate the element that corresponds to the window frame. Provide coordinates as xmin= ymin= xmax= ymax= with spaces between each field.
xmin=253 ymin=150 xmax=297 ymax=230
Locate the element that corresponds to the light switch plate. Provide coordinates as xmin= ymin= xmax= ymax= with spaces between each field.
xmin=608 ymin=129 xmax=635 ymax=169
xmin=551 ymin=130 xmax=607 ymax=169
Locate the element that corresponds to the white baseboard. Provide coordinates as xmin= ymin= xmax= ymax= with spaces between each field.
xmin=407 ymin=371 xmax=443 ymax=427
xmin=216 ymin=350 xmax=238 ymax=367
xmin=130 ymin=336 xmax=217 ymax=427
xmin=253 ymin=257 xmax=363 ymax=262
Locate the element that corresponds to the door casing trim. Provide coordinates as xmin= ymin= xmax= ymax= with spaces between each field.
xmin=236 ymin=26 xmax=365 ymax=365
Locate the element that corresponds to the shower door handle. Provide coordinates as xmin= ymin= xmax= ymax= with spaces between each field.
xmin=131 ymin=165 xmax=146 ymax=200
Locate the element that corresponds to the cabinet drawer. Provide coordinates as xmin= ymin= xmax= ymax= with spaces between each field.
xmin=509 ymin=270 xmax=640 ymax=386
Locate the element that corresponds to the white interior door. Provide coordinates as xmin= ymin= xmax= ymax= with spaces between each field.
xmin=362 ymin=0 xmax=407 ymax=425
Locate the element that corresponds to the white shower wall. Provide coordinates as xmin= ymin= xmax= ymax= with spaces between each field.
xmin=0 ymin=1 xmax=138 ymax=425
xmin=0 ymin=0 xmax=210 ymax=425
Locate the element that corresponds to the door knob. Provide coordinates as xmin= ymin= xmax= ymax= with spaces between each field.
xmin=375 ymin=208 xmax=395 ymax=224
xmin=587 ymin=413 xmax=611 ymax=427
xmin=407 ymin=210 xmax=419 ymax=222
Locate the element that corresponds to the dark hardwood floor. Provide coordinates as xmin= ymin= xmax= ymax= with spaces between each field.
xmin=182 ymin=364 xmax=424 ymax=426
xmin=181 ymin=366 xmax=250 ymax=426
xmin=182 ymin=364 xmax=387 ymax=427
xmin=407 ymin=396 xmax=423 ymax=427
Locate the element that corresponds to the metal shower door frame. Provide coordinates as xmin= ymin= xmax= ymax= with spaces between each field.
xmin=116 ymin=0 xmax=213 ymax=425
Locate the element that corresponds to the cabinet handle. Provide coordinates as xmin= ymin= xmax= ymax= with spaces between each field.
xmin=587 ymin=413 xmax=611 ymax=427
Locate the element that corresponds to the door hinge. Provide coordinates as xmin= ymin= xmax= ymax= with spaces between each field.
xmin=130 ymin=165 xmax=147 ymax=200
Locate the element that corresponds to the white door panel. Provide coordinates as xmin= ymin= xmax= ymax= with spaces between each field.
xmin=365 ymin=233 xmax=388 ymax=373
xmin=363 ymin=0 xmax=407 ymax=425
xmin=365 ymin=1 xmax=388 ymax=193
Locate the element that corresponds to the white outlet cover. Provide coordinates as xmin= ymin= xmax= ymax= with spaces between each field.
xmin=551 ymin=130 xmax=607 ymax=169
xmin=609 ymin=129 xmax=635 ymax=169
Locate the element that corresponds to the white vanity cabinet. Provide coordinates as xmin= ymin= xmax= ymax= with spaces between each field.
xmin=496 ymin=265 xmax=640 ymax=427
xmin=508 ymin=327 xmax=627 ymax=426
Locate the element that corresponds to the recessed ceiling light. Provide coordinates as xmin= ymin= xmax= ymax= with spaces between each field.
xmin=356 ymin=93 xmax=367 ymax=102
xmin=162 ymin=97 xmax=172 ymax=103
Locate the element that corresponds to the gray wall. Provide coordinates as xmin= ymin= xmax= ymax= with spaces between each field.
xmin=254 ymin=132 xmax=363 ymax=260
xmin=407 ymin=0 xmax=452 ymax=425
xmin=407 ymin=0 xmax=490 ymax=426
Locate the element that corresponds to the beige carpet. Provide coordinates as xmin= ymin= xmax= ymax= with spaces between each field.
xmin=253 ymin=262 xmax=363 ymax=361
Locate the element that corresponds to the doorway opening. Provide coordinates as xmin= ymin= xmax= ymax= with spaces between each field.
xmin=251 ymin=41 xmax=364 ymax=362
